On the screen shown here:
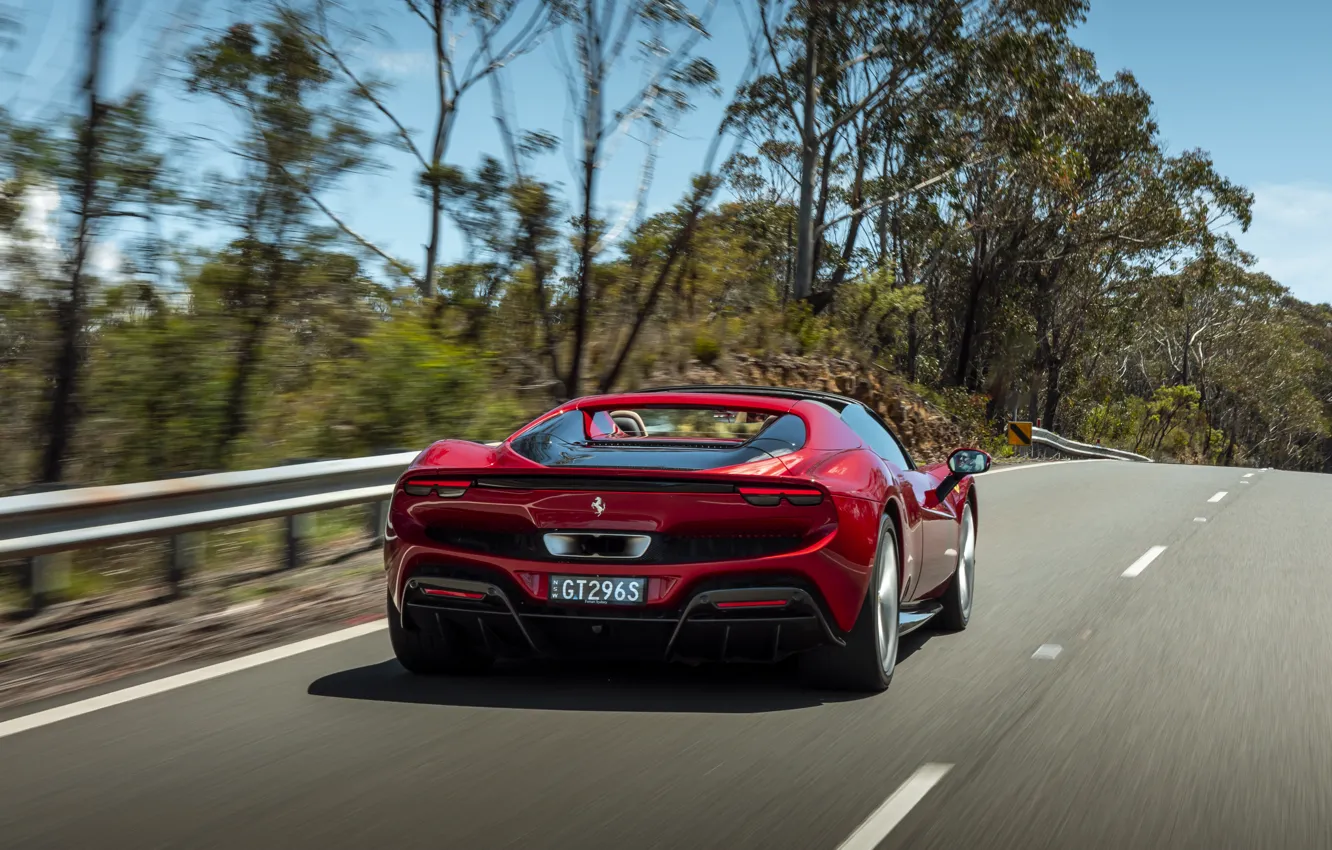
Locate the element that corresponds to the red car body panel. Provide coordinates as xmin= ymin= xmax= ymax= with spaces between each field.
xmin=385 ymin=390 xmax=978 ymax=648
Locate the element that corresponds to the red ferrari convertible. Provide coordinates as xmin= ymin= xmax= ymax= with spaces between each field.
xmin=383 ymin=385 xmax=990 ymax=692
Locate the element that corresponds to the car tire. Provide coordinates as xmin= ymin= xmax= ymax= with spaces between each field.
xmin=387 ymin=592 xmax=494 ymax=675
xmin=800 ymin=515 xmax=898 ymax=693
xmin=935 ymin=500 xmax=975 ymax=632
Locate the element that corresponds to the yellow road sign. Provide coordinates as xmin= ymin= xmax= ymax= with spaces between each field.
xmin=1007 ymin=421 xmax=1033 ymax=446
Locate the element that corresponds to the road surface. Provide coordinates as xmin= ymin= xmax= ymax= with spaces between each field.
xmin=2 ymin=460 xmax=1330 ymax=850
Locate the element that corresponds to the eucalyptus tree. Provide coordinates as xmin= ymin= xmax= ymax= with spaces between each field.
xmin=185 ymin=7 xmax=378 ymax=465
xmin=548 ymin=0 xmax=720 ymax=398
xmin=31 ymin=0 xmax=173 ymax=484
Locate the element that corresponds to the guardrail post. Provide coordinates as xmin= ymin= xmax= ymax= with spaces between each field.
xmin=161 ymin=470 xmax=219 ymax=598
xmin=16 ymin=482 xmax=72 ymax=614
xmin=166 ymin=532 xmax=204 ymax=599
xmin=285 ymin=514 xmax=313 ymax=570
xmin=25 ymin=551 xmax=72 ymax=614
xmin=366 ymin=447 xmax=410 ymax=548
xmin=281 ymin=458 xmax=324 ymax=570
xmin=366 ymin=500 xmax=389 ymax=547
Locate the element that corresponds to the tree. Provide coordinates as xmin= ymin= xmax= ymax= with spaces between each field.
xmin=305 ymin=0 xmax=552 ymax=298
xmin=549 ymin=0 xmax=720 ymax=398
xmin=35 ymin=0 xmax=172 ymax=484
xmin=185 ymin=9 xmax=376 ymax=465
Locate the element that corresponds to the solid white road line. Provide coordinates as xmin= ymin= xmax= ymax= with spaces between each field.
xmin=0 ymin=621 xmax=387 ymax=741
xmin=1122 ymin=546 xmax=1168 ymax=578
xmin=983 ymin=459 xmax=1109 ymax=476
xmin=1208 ymin=491 xmax=1228 ymax=503
xmin=836 ymin=763 xmax=953 ymax=850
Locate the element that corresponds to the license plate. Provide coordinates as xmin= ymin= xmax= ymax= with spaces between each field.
xmin=548 ymin=575 xmax=647 ymax=605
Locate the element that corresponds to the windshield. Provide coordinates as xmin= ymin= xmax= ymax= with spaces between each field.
xmin=589 ymin=407 xmax=781 ymax=441
xmin=509 ymin=407 xmax=807 ymax=470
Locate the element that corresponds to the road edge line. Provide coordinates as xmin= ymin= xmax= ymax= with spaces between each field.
xmin=983 ymin=459 xmax=1111 ymax=476
xmin=0 ymin=620 xmax=387 ymax=740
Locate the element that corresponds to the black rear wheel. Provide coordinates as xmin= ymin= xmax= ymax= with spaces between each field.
xmin=800 ymin=515 xmax=898 ymax=692
xmin=387 ymin=592 xmax=494 ymax=675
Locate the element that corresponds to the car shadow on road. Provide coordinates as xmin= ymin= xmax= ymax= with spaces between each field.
xmin=306 ymin=629 xmax=939 ymax=714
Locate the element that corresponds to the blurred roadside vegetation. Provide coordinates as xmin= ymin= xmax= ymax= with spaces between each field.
xmin=1 ymin=0 xmax=1329 ymax=500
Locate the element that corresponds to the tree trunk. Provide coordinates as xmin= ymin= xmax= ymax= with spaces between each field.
xmin=896 ymin=219 xmax=919 ymax=382
xmin=40 ymin=0 xmax=109 ymax=484
xmin=791 ymin=10 xmax=819 ymax=302
xmin=424 ymin=179 xmax=443 ymax=301
xmin=567 ymin=52 xmax=602 ymax=400
xmin=1180 ymin=314 xmax=1190 ymax=386
xmin=783 ymin=216 xmax=793 ymax=303
xmin=815 ymin=137 xmax=870 ymax=316
xmin=598 ymin=197 xmax=705 ymax=393
xmin=904 ymin=312 xmax=918 ymax=382
xmin=1030 ymin=269 xmax=1053 ymax=423
xmin=215 ymin=306 xmax=270 ymax=467
xmin=1043 ymin=354 xmax=1062 ymax=433
xmin=953 ymin=258 xmax=985 ymax=388
xmin=1222 ymin=424 xmax=1237 ymax=466
xmin=421 ymin=0 xmax=450 ymax=300
xmin=514 ymin=197 xmax=563 ymax=398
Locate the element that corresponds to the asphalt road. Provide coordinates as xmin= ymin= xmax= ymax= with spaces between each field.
xmin=2 ymin=459 xmax=1331 ymax=849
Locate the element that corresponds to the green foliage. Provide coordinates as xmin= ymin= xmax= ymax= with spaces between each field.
xmin=296 ymin=312 xmax=528 ymax=458
xmin=1 ymin=0 xmax=1328 ymax=495
xmin=692 ymin=333 xmax=721 ymax=366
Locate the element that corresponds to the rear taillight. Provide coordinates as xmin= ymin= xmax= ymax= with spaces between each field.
xmin=402 ymin=477 xmax=471 ymax=498
xmin=737 ymin=486 xmax=824 ymax=507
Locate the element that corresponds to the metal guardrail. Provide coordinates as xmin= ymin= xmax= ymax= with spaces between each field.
xmin=1030 ymin=427 xmax=1153 ymax=463
xmin=0 ymin=450 xmax=432 ymax=612
xmin=0 ymin=427 xmax=1140 ymax=612
xmin=0 ymin=452 xmax=422 ymax=561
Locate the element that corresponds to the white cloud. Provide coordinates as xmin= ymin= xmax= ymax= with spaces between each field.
xmin=371 ymin=50 xmax=430 ymax=76
xmin=91 ymin=240 xmax=124 ymax=279
xmin=0 ymin=183 xmax=61 ymax=287
xmin=1240 ymin=183 xmax=1332 ymax=306
xmin=1 ymin=183 xmax=127 ymax=285
xmin=21 ymin=182 xmax=62 ymax=264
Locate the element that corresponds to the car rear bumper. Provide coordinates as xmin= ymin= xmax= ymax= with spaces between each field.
xmin=396 ymin=568 xmax=846 ymax=663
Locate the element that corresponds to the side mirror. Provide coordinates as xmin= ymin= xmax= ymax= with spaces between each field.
xmin=947 ymin=448 xmax=991 ymax=476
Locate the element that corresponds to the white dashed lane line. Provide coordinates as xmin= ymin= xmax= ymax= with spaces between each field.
xmin=1243 ymin=472 xmax=1254 ymax=478
xmin=1193 ymin=517 xmax=1207 ymax=523
xmin=1122 ymin=545 xmax=1168 ymax=578
xmin=836 ymin=763 xmax=953 ymax=850
xmin=1208 ymin=491 xmax=1228 ymax=503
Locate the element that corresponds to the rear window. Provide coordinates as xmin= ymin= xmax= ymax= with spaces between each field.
xmin=510 ymin=407 xmax=807 ymax=470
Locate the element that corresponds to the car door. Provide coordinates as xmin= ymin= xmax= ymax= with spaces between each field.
xmin=839 ymin=404 xmax=956 ymax=599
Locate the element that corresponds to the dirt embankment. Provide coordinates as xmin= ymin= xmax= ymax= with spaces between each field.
xmin=647 ymin=353 xmax=987 ymax=465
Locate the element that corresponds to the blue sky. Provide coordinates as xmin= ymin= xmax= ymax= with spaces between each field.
xmin=5 ymin=0 xmax=1331 ymax=305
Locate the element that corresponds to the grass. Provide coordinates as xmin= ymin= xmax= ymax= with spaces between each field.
xmin=227 ymin=582 xmax=285 ymax=605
